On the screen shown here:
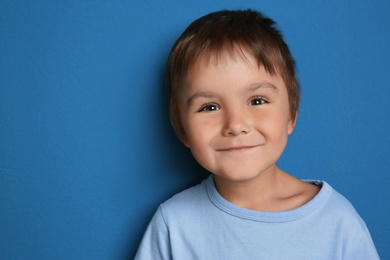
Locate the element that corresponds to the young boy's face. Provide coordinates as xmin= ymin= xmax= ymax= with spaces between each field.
xmin=176 ymin=51 xmax=295 ymax=183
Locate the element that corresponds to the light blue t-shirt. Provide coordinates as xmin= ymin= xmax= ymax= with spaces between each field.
xmin=135 ymin=175 xmax=379 ymax=259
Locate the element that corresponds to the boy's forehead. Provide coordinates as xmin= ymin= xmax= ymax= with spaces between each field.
xmin=185 ymin=49 xmax=282 ymax=87
xmin=186 ymin=49 xmax=254 ymax=82
xmin=192 ymin=48 xmax=255 ymax=69
xmin=181 ymin=51 xmax=287 ymax=98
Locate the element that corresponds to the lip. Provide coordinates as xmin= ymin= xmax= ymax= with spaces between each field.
xmin=217 ymin=144 xmax=262 ymax=152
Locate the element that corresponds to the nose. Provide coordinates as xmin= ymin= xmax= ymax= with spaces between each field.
xmin=222 ymin=108 xmax=250 ymax=136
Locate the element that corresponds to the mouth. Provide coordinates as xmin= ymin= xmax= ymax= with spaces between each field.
xmin=217 ymin=144 xmax=262 ymax=152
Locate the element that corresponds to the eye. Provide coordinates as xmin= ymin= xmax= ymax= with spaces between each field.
xmin=248 ymin=96 xmax=268 ymax=106
xmin=199 ymin=103 xmax=220 ymax=112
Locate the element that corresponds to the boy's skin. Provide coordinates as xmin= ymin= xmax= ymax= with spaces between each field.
xmin=175 ymin=49 xmax=320 ymax=212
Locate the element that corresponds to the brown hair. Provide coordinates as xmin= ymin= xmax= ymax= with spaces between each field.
xmin=166 ymin=9 xmax=300 ymax=140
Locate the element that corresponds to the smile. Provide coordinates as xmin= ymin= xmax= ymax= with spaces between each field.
xmin=217 ymin=144 xmax=263 ymax=152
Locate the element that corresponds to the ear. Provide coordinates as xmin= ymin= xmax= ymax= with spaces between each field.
xmin=170 ymin=115 xmax=190 ymax=147
xmin=287 ymin=113 xmax=298 ymax=135
xmin=179 ymin=133 xmax=190 ymax=148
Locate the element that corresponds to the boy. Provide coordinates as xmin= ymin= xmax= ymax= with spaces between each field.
xmin=135 ymin=9 xmax=379 ymax=259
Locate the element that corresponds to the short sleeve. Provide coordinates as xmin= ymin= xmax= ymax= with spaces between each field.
xmin=134 ymin=206 xmax=172 ymax=260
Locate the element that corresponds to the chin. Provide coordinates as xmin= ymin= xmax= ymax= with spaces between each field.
xmin=213 ymin=171 xmax=263 ymax=183
xmin=211 ymin=163 xmax=277 ymax=183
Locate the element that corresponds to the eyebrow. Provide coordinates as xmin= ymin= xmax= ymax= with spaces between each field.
xmin=247 ymin=82 xmax=279 ymax=92
xmin=186 ymin=92 xmax=215 ymax=108
xmin=186 ymin=82 xmax=279 ymax=108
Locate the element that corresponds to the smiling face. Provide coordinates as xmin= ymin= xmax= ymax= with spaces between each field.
xmin=176 ymin=51 xmax=295 ymax=183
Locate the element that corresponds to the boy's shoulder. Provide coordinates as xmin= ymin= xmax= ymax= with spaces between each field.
xmin=320 ymin=182 xmax=358 ymax=212
xmin=321 ymin=181 xmax=367 ymax=224
xmin=307 ymin=180 xmax=360 ymax=214
xmin=305 ymin=180 xmax=370 ymax=236
xmin=159 ymin=176 xmax=211 ymax=215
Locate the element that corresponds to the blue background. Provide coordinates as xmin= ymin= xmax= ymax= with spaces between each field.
xmin=1 ymin=1 xmax=389 ymax=259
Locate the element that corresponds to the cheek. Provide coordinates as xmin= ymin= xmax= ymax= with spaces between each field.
xmin=187 ymin=126 xmax=211 ymax=148
xmin=187 ymin=115 xmax=219 ymax=135
xmin=256 ymin=112 xmax=291 ymax=139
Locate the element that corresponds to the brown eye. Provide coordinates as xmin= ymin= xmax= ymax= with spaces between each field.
xmin=249 ymin=97 xmax=268 ymax=106
xmin=199 ymin=103 xmax=220 ymax=112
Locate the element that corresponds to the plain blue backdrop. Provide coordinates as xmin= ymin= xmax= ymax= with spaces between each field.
xmin=1 ymin=1 xmax=389 ymax=259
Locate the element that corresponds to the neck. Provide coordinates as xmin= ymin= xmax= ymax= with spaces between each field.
xmin=214 ymin=164 xmax=282 ymax=211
